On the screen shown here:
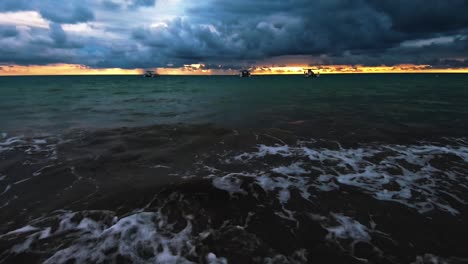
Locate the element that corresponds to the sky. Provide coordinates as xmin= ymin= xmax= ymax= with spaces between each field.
xmin=0 ymin=0 xmax=467 ymax=75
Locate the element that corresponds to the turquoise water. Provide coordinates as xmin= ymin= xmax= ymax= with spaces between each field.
xmin=1 ymin=74 xmax=467 ymax=136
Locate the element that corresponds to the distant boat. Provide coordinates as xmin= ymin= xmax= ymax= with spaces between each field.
xmin=240 ymin=70 xmax=251 ymax=78
xmin=144 ymin=71 xmax=159 ymax=78
xmin=304 ymin=69 xmax=320 ymax=78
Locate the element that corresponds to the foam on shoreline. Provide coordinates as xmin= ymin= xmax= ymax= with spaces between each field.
xmin=216 ymin=139 xmax=468 ymax=215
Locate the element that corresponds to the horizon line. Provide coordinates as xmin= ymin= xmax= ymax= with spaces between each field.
xmin=1 ymin=72 xmax=468 ymax=77
xmin=2 ymin=63 xmax=468 ymax=76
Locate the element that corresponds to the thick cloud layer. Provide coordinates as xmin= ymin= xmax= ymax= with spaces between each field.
xmin=0 ymin=0 xmax=467 ymax=69
xmin=0 ymin=0 xmax=94 ymax=24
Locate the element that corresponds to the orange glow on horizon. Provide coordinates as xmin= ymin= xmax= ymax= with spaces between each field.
xmin=1 ymin=63 xmax=468 ymax=76
xmin=0 ymin=64 xmax=142 ymax=76
xmin=252 ymin=64 xmax=468 ymax=74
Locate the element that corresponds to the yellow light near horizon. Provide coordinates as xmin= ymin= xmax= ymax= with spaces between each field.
xmin=1 ymin=63 xmax=468 ymax=76
xmin=253 ymin=64 xmax=468 ymax=74
xmin=0 ymin=64 xmax=142 ymax=76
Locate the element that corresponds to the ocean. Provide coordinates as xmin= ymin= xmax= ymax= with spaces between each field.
xmin=0 ymin=74 xmax=468 ymax=263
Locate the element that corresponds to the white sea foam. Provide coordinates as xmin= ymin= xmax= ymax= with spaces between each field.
xmin=4 ymin=206 xmax=314 ymax=264
xmin=32 ymin=164 xmax=56 ymax=177
xmin=212 ymin=176 xmax=245 ymax=196
xmin=0 ymin=225 xmax=39 ymax=238
xmin=0 ymin=137 xmax=24 ymax=146
xmin=325 ymin=214 xmax=371 ymax=241
xmin=32 ymin=139 xmax=47 ymax=145
xmin=235 ymin=145 xmax=293 ymax=160
xmin=0 ymin=135 xmax=58 ymax=160
xmin=206 ymin=252 xmax=228 ymax=264
xmin=272 ymin=162 xmax=310 ymax=176
xmin=412 ymin=254 xmax=451 ymax=264
xmin=13 ymin=177 xmax=32 ymax=185
xmin=3 ymin=210 xmax=200 ymax=264
xmin=219 ymin=139 xmax=468 ymax=215
xmin=309 ymin=212 xmax=386 ymax=261
xmin=256 ymin=174 xmax=311 ymax=203
xmin=0 ymin=136 xmax=24 ymax=153
xmin=0 ymin=136 xmax=60 ymax=200
xmin=2 ymin=137 xmax=467 ymax=263
xmin=210 ymin=169 xmax=312 ymax=205
xmin=211 ymin=173 xmax=253 ymax=196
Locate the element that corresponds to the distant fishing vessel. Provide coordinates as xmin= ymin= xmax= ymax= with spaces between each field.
xmin=304 ymin=69 xmax=320 ymax=78
xmin=240 ymin=70 xmax=251 ymax=78
xmin=144 ymin=71 xmax=159 ymax=78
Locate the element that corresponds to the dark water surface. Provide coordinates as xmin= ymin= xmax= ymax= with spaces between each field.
xmin=0 ymin=74 xmax=468 ymax=263
xmin=1 ymin=74 xmax=467 ymax=136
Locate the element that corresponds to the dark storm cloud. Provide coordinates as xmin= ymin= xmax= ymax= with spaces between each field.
xmin=50 ymin=23 xmax=67 ymax=45
xmin=366 ymin=0 xmax=468 ymax=34
xmin=0 ymin=25 xmax=84 ymax=66
xmin=132 ymin=18 xmax=234 ymax=63
xmin=39 ymin=2 xmax=94 ymax=24
xmin=436 ymin=59 xmax=468 ymax=69
xmin=182 ymin=0 xmax=468 ymax=62
xmin=0 ymin=0 xmax=467 ymax=69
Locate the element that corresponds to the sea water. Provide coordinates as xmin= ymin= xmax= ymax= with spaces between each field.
xmin=0 ymin=74 xmax=468 ymax=263
xmin=1 ymin=74 xmax=467 ymax=135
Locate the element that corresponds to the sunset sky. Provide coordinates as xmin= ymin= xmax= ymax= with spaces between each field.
xmin=1 ymin=0 xmax=468 ymax=75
